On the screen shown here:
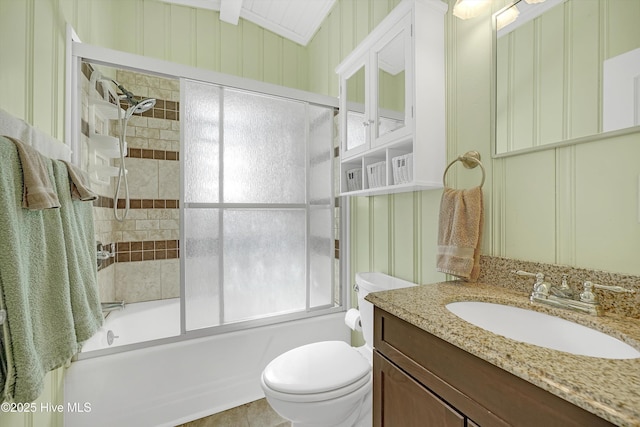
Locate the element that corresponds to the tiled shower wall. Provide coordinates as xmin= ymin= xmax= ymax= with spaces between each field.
xmin=85 ymin=65 xmax=181 ymax=304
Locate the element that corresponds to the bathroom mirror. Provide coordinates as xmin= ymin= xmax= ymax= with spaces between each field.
xmin=376 ymin=29 xmax=406 ymax=140
xmin=345 ymin=65 xmax=366 ymax=152
xmin=493 ymin=0 xmax=640 ymax=156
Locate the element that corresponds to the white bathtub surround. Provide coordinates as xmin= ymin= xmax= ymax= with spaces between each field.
xmin=64 ymin=312 xmax=349 ymax=427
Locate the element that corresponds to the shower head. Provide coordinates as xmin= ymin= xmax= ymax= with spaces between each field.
xmin=130 ymin=98 xmax=157 ymax=114
xmin=112 ymin=80 xmax=157 ymax=118
xmin=124 ymin=97 xmax=156 ymax=119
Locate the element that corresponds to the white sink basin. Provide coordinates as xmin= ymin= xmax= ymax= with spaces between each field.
xmin=446 ymin=301 xmax=640 ymax=359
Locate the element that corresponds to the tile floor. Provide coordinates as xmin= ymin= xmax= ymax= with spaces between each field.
xmin=177 ymin=399 xmax=290 ymax=427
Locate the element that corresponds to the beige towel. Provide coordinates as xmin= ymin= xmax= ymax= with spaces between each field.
xmin=4 ymin=136 xmax=60 ymax=210
xmin=61 ymin=160 xmax=97 ymax=202
xmin=437 ymin=186 xmax=484 ymax=281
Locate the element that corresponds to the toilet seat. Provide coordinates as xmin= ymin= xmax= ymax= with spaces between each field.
xmin=262 ymin=341 xmax=371 ymax=403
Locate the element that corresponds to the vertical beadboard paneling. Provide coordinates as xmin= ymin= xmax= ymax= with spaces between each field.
xmin=555 ymin=145 xmax=576 ymax=266
xmin=170 ymin=5 xmax=195 ymax=66
xmin=33 ymin=0 xmax=55 ymax=135
xmin=339 ymin=0 xmax=355 ymax=62
xmin=491 ymin=157 xmax=507 ymax=257
xmin=74 ymin=0 xmax=92 ymax=45
xmin=195 ymin=8 xmax=219 ymax=71
xmin=142 ymin=0 xmax=167 ymax=60
xmin=220 ymin=20 xmax=241 ymax=77
xmin=503 ymin=151 xmax=557 ymax=264
xmin=308 ymin=22 xmax=329 ymax=96
xmin=241 ymin=20 xmax=263 ymax=81
xmin=282 ymin=38 xmax=304 ymax=90
xmin=53 ymin=0 xmax=66 ymax=141
xmin=0 ymin=0 xmax=28 ymax=119
xmin=327 ymin=8 xmax=342 ymax=97
xmin=354 ymin=0 xmax=370 ymax=44
xmin=263 ymin=31 xmax=282 ymax=86
xmin=391 ymin=192 xmax=415 ymax=281
xmin=574 ymin=133 xmax=640 ymax=275
xmin=419 ymin=190 xmax=444 ymax=284
xmin=371 ymin=195 xmax=390 ymax=274
xmin=351 ymin=196 xmax=371 ymax=277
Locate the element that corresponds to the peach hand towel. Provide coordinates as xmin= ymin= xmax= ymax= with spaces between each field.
xmin=61 ymin=160 xmax=97 ymax=202
xmin=437 ymin=186 xmax=484 ymax=281
xmin=5 ymin=136 xmax=60 ymax=210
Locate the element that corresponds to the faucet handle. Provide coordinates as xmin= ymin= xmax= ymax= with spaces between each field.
xmin=586 ymin=281 xmax=635 ymax=294
xmin=579 ymin=281 xmax=636 ymax=304
xmin=512 ymin=270 xmax=544 ymax=280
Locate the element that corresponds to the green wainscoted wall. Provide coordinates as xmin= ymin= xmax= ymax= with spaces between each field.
xmin=2 ymin=0 xmax=640 ymax=425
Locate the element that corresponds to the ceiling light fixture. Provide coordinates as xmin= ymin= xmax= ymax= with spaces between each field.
xmin=496 ymin=4 xmax=520 ymax=31
xmin=452 ymin=0 xmax=492 ymax=20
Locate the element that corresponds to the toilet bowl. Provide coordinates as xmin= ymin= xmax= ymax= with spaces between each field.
xmin=260 ymin=272 xmax=417 ymax=427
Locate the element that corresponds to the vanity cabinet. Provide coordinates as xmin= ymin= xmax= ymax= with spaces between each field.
xmin=336 ymin=0 xmax=447 ymax=196
xmin=373 ymin=307 xmax=614 ymax=427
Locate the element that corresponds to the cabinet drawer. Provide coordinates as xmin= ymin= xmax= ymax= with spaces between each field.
xmin=374 ymin=351 xmax=465 ymax=427
xmin=374 ymin=307 xmax=614 ymax=427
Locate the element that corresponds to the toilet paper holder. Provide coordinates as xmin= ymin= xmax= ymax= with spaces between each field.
xmin=345 ymin=308 xmax=362 ymax=331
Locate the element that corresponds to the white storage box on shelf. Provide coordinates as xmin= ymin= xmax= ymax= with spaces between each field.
xmin=346 ymin=168 xmax=363 ymax=191
xmin=337 ymin=0 xmax=447 ymax=196
xmin=391 ymin=153 xmax=413 ymax=185
xmin=366 ymin=161 xmax=386 ymax=188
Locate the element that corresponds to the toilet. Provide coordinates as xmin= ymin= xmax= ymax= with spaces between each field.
xmin=260 ymin=272 xmax=417 ymax=427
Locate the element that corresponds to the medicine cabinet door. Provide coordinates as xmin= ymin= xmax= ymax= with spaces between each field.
xmin=373 ymin=14 xmax=412 ymax=148
xmin=340 ymin=58 xmax=369 ymax=159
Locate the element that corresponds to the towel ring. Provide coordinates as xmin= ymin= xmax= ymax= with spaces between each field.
xmin=442 ymin=151 xmax=485 ymax=188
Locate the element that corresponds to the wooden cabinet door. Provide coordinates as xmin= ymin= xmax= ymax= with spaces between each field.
xmin=374 ymin=351 xmax=465 ymax=427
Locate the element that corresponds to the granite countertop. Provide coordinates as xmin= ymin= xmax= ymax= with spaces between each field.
xmin=366 ymin=281 xmax=640 ymax=427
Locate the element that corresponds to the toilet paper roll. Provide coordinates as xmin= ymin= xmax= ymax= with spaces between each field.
xmin=344 ymin=308 xmax=362 ymax=331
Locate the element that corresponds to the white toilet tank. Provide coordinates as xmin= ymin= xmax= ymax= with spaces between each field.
xmin=355 ymin=272 xmax=418 ymax=350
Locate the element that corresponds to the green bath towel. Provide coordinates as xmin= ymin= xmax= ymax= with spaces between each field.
xmin=52 ymin=160 xmax=103 ymax=343
xmin=0 ymin=137 xmax=103 ymax=402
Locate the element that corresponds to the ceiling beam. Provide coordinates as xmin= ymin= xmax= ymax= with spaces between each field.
xmin=220 ymin=0 xmax=243 ymax=25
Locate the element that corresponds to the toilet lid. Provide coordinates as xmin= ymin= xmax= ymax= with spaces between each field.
xmin=263 ymin=341 xmax=370 ymax=395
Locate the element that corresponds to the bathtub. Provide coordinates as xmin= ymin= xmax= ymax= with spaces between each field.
xmin=81 ymin=298 xmax=181 ymax=352
xmin=64 ymin=298 xmax=349 ymax=427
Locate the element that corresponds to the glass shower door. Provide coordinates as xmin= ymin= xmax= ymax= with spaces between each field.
xmin=182 ymin=79 xmax=336 ymax=331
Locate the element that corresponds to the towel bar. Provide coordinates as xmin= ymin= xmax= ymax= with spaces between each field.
xmin=443 ymin=151 xmax=485 ymax=188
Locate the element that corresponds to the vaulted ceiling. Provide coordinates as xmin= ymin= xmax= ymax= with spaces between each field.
xmin=161 ymin=0 xmax=337 ymax=46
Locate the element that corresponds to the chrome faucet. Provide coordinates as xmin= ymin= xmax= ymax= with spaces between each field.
xmin=512 ymin=270 xmax=635 ymax=316
xmin=101 ymin=301 xmax=126 ymax=313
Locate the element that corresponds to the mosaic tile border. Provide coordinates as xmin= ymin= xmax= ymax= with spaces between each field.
xmin=93 ymin=195 xmax=179 ymax=209
xmin=127 ymin=147 xmax=179 ymax=161
xmin=116 ymin=239 xmax=180 ymax=262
